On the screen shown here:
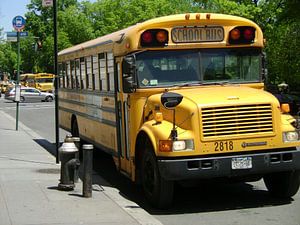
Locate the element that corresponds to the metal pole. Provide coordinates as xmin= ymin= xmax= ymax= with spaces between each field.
xmin=16 ymin=31 xmax=20 ymax=131
xmin=82 ymin=144 xmax=93 ymax=198
xmin=53 ymin=0 xmax=59 ymax=163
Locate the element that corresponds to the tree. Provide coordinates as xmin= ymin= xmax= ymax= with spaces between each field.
xmin=81 ymin=0 xmax=197 ymax=37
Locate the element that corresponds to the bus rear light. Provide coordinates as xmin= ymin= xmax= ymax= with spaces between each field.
xmin=141 ymin=31 xmax=153 ymax=43
xmin=140 ymin=29 xmax=168 ymax=47
xmin=229 ymin=26 xmax=256 ymax=44
xmin=244 ymin=28 xmax=254 ymax=40
xmin=156 ymin=31 xmax=168 ymax=43
xmin=230 ymin=28 xmax=240 ymax=40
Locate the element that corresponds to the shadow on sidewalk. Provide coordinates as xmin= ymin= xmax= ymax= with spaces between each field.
xmin=33 ymin=138 xmax=59 ymax=158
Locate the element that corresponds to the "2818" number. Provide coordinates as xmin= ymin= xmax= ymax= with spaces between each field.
xmin=214 ymin=141 xmax=234 ymax=151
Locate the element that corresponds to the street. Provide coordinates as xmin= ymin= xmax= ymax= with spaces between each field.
xmin=1 ymin=96 xmax=300 ymax=225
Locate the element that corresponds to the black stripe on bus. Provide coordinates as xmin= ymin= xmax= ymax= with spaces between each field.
xmin=59 ymin=98 xmax=116 ymax=113
xmin=59 ymin=106 xmax=116 ymax=127
xmin=59 ymin=88 xmax=115 ymax=97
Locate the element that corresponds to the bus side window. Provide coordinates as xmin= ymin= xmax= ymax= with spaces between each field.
xmin=58 ymin=63 xmax=65 ymax=88
xmin=66 ymin=61 xmax=71 ymax=88
xmin=99 ymin=52 xmax=107 ymax=91
xmin=85 ymin=56 xmax=92 ymax=90
xmin=107 ymin=52 xmax=115 ymax=92
xmin=93 ymin=55 xmax=100 ymax=90
xmin=75 ymin=59 xmax=80 ymax=89
xmin=71 ymin=60 xmax=76 ymax=89
xmin=80 ymin=57 xmax=86 ymax=89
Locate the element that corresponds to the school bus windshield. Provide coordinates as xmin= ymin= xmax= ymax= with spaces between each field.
xmin=136 ymin=48 xmax=261 ymax=87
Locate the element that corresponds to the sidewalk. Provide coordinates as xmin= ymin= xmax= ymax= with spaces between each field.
xmin=0 ymin=110 xmax=163 ymax=225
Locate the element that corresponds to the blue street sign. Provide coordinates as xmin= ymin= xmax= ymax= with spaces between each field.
xmin=6 ymin=31 xmax=28 ymax=42
xmin=7 ymin=32 xmax=28 ymax=37
xmin=12 ymin=16 xmax=26 ymax=31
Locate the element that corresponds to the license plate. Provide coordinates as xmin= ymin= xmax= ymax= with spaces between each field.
xmin=231 ymin=157 xmax=252 ymax=170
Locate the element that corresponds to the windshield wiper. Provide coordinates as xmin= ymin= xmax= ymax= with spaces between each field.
xmin=203 ymin=81 xmax=229 ymax=85
xmin=171 ymin=81 xmax=204 ymax=88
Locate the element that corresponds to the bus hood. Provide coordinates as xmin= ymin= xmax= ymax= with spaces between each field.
xmin=172 ymin=85 xmax=278 ymax=107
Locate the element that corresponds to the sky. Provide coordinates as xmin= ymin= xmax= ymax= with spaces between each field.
xmin=0 ymin=0 xmax=30 ymax=33
xmin=0 ymin=0 xmax=96 ymax=34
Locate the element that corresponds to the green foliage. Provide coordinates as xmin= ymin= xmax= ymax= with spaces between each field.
xmin=81 ymin=0 xmax=196 ymax=37
xmin=0 ymin=0 xmax=298 ymax=91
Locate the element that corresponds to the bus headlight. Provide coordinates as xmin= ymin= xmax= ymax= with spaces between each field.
xmin=283 ymin=131 xmax=300 ymax=142
xmin=159 ymin=139 xmax=194 ymax=152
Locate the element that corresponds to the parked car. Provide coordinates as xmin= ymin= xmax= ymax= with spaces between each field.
xmin=5 ymin=86 xmax=54 ymax=102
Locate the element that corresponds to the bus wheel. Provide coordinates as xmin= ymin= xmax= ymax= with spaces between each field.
xmin=20 ymin=96 xmax=25 ymax=102
xmin=263 ymin=170 xmax=300 ymax=198
xmin=141 ymin=145 xmax=174 ymax=209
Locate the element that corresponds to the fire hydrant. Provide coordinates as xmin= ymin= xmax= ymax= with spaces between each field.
xmin=58 ymin=134 xmax=80 ymax=191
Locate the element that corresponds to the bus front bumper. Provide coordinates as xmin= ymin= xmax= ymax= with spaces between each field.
xmin=157 ymin=148 xmax=300 ymax=181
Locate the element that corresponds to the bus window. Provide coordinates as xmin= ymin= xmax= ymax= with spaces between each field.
xmin=202 ymin=49 xmax=261 ymax=82
xmin=136 ymin=50 xmax=199 ymax=87
xmin=75 ymin=59 xmax=80 ymax=89
xmin=80 ymin=57 xmax=85 ymax=89
xmin=58 ymin=63 xmax=65 ymax=88
xmin=66 ymin=61 xmax=71 ymax=88
xmin=71 ymin=60 xmax=76 ymax=89
xmin=107 ymin=52 xmax=114 ymax=92
xmin=99 ymin=52 xmax=107 ymax=91
xmin=93 ymin=55 xmax=100 ymax=90
xmin=86 ymin=56 xmax=92 ymax=90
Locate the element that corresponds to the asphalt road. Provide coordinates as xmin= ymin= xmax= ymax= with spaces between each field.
xmin=1 ymin=96 xmax=300 ymax=225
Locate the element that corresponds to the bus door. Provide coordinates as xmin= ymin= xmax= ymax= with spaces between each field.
xmin=115 ymin=59 xmax=132 ymax=177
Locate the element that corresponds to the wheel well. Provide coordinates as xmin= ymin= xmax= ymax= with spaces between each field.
xmin=135 ymin=131 xmax=153 ymax=184
xmin=71 ymin=115 xmax=77 ymax=134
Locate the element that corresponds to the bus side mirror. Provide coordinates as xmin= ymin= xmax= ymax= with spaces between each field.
xmin=161 ymin=92 xmax=183 ymax=140
xmin=122 ymin=55 xmax=137 ymax=93
xmin=161 ymin=92 xmax=183 ymax=109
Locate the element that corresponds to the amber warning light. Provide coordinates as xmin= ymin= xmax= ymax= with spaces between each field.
xmin=141 ymin=29 xmax=168 ymax=47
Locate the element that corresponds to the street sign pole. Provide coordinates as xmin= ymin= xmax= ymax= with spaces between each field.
xmin=16 ymin=31 xmax=20 ymax=131
xmin=53 ymin=0 xmax=59 ymax=163
xmin=12 ymin=15 xmax=26 ymax=131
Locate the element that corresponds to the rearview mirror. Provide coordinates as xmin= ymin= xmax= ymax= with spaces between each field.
xmin=161 ymin=92 xmax=183 ymax=109
xmin=122 ymin=55 xmax=137 ymax=93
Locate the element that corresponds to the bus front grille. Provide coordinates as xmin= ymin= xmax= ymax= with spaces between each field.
xmin=201 ymin=104 xmax=273 ymax=138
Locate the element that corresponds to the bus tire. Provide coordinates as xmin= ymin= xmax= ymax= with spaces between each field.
xmin=263 ymin=170 xmax=300 ymax=198
xmin=141 ymin=143 xmax=174 ymax=209
xmin=20 ymin=96 xmax=25 ymax=102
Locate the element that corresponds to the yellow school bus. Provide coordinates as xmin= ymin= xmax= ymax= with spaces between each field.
xmin=20 ymin=73 xmax=54 ymax=92
xmin=58 ymin=13 xmax=300 ymax=208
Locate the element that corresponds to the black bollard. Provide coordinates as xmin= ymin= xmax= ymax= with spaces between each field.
xmin=82 ymin=144 xmax=93 ymax=197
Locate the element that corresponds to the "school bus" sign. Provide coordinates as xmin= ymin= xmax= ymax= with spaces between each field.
xmin=171 ymin=26 xmax=224 ymax=43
